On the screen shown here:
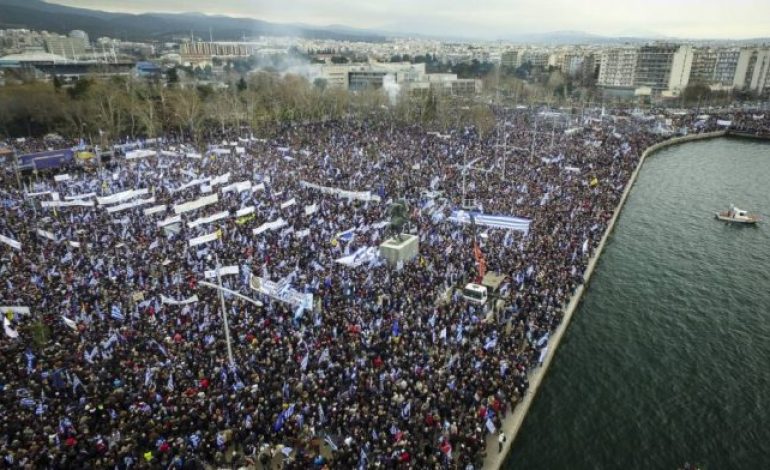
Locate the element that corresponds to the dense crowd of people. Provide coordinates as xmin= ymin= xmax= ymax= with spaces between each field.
xmin=0 ymin=107 xmax=766 ymax=469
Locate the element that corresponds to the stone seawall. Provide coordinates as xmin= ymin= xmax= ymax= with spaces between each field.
xmin=482 ymin=130 xmax=729 ymax=470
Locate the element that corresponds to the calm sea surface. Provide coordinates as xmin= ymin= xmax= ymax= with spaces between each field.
xmin=505 ymin=138 xmax=770 ymax=470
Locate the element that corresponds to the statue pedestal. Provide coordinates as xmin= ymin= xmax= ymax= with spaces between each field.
xmin=379 ymin=234 xmax=419 ymax=266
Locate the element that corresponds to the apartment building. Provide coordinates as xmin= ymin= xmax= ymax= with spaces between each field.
xmin=597 ymin=48 xmax=638 ymax=88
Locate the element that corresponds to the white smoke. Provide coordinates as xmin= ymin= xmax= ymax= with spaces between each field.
xmin=382 ymin=73 xmax=401 ymax=104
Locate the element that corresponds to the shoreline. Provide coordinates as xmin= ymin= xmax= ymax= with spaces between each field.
xmin=482 ymin=130 xmax=730 ymax=470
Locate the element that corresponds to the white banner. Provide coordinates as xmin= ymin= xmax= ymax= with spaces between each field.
xmin=64 ymin=192 xmax=96 ymax=200
xmin=26 ymin=191 xmax=51 ymax=198
xmin=253 ymin=182 xmax=266 ymax=192
xmin=125 ymin=149 xmax=156 ymax=160
xmin=304 ymin=204 xmax=318 ymax=216
xmin=173 ymin=194 xmax=219 ymax=215
xmin=188 ymin=230 xmax=220 ymax=247
xmin=97 ymin=188 xmax=149 ymax=206
xmin=54 ymin=174 xmax=71 ymax=182
xmin=37 ymin=229 xmax=57 ymax=241
xmin=41 ymin=200 xmax=94 ymax=208
xmin=280 ymin=198 xmax=296 ymax=209
xmin=0 ymin=234 xmax=21 ymax=250
xmin=157 ymin=215 xmax=182 ymax=227
xmin=0 ymin=306 xmax=31 ymax=315
xmin=254 ymin=218 xmax=287 ymax=235
xmin=222 ymin=181 xmax=252 ymax=194
xmin=335 ymin=246 xmax=380 ymax=268
xmin=187 ymin=211 xmax=229 ymax=229
xmin=160 ymin=294 xmax=199 ymax=305
xmin=105 ymin=197 xmax=156 ymax=213
xmin=209 ymin=173 xmax=231 ymax=187
xmin=173 ymin=178 xmax=209 ymax=193
xmin=204 ymin=265 xmax=240 ymax=279
xmin=295 ymin=228 xmax=310 ymax=239
xmin=716 ymin=120 xmax=732 ymax=127
xmin=236 ymin=206 xmax=255 ymax=217
xmin=144 ymin=205 xmax=167 ymax=216
xmin=300 ymin=181 xmax=380 ymax=202
xmin=68 ymin=240 xmax=81 ymax=248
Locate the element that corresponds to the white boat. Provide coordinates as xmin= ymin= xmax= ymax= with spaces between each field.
xmin=715 ymin=206 xmax=759 ymax=224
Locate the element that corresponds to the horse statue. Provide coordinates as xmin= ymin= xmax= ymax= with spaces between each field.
xmin=388 ymin=199 xmax=409 ymax=242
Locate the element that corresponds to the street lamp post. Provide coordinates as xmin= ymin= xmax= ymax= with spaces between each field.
xmin=212 ymin=253 xmax=234 ymax=366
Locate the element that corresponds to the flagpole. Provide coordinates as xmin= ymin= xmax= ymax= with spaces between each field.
xmin=214 ymin=253 xmax=234 ymax=366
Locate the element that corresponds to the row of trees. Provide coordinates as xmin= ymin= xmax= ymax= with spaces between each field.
xmin=0 ymin=72 xmax=503 ymax=144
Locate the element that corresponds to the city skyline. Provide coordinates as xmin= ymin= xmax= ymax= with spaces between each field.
xmin=47 ymin=0 xmax=770 ymax=41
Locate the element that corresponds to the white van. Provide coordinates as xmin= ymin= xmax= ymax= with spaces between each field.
xmin=462 ymin=283 xmax=488 ymax=305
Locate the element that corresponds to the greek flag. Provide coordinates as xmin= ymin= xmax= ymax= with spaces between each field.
xmin=110 ymin=305 xmax=124 ymax=321
xmin=455 ymin=324 xmax=464 ymax=342
xmin=24 ymin=350 xmax=35 ymax=372
xmin=484 ymin=337 xmax=497 ymax=351
xmin=358 ymin=447 xmax=369 ymax=469
xmin=401 ymin=401 xmax=411 ymax=419
xmin=189 ymin=433 xmax=201 ymax=449
xmin=71 ymin=373 xmax=84 ymax=394
xmin=20 ymin=398 xmax=36 ymax=408
xmin=324 ymin=435 xmax=338 ymax=451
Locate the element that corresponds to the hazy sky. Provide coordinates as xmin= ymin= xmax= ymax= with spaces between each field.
xmin=51 ymin=0 xmax=770 ymax=39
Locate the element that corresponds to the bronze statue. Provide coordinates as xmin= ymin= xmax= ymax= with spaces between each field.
xmin=389 ymin=199 xmax=409 ymax=241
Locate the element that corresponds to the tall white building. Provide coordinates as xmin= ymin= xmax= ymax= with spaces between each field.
xmin=666 ymin=45 xmax=694 ymax=95
xmin=597 ymin=48 xmax=638 ymax=88
xmin=733 ymin=47 xmax=770 ymax=95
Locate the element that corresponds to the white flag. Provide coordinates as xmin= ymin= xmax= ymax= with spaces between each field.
xmin=62 ymin=316 xmax=78 ymax=330
xmin=3 ymin=317 xmax=18 ymax=339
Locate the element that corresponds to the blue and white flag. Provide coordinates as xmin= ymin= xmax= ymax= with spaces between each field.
xmin=20 ymin=398 xmax=36 ymax=408
xmin=110 ymin=305 xmax=124 ymax=321
xmin=324 ymin=435 xmax=338 ymax=451
xmin=392 ymin=319 xmax=400 ymax=337
xmin=401 ymin=401 xmax=411 ymax=419
xmin=189 ymin=433 xmax=201 ymax=449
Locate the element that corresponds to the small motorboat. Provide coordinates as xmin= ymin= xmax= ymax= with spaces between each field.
xmin=715 ymin=206 xmax=760 ymax=224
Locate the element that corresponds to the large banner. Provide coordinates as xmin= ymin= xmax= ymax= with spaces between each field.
xmin=449 ymin=210 xmax=531 ymax=233
xmin=174 ymin=194 xmax=219 ymax=215
xmin=300 ymin=181 xmax=381 ymax=202
xmin=249 ymin=274 xmax=312 ymax=309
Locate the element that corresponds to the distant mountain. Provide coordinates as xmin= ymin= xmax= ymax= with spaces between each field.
xmin=500 ymin=30 xmax=666 ymax=45
xmin=0 ymin=0 xmax=386 ymax=42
